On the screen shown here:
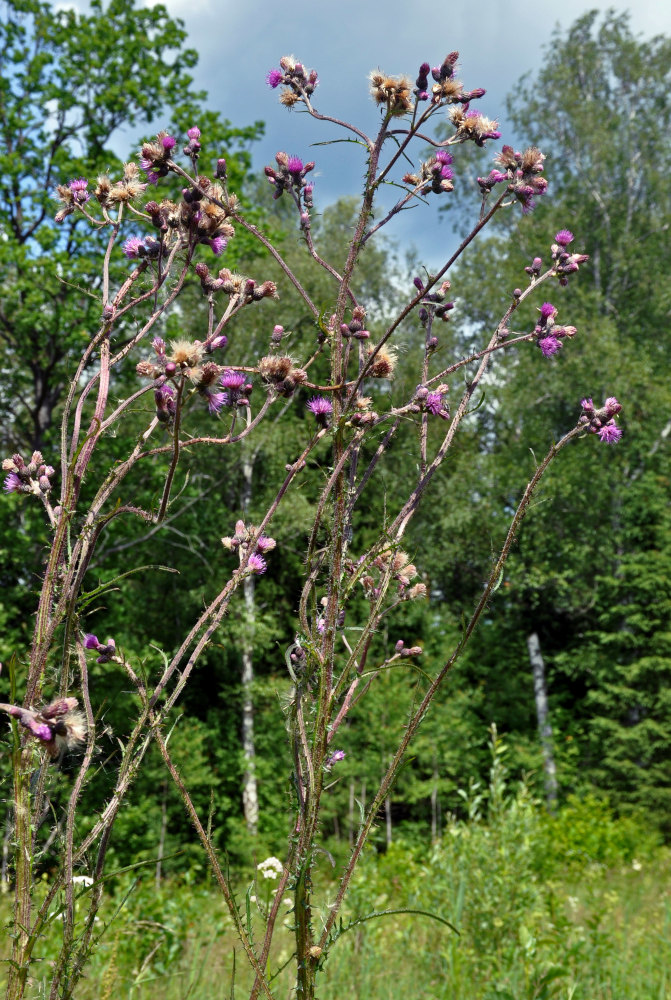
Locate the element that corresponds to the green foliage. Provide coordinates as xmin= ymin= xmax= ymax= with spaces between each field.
xmin=417 ymin=10 xmax=671 ymax=826
xmin=0 ymin=0 xmax=263 ymax=450
xmin=2 ymin=769 xmax=668 ymax=999
xmin=325 ymin=734 xmax=669 ymax=1000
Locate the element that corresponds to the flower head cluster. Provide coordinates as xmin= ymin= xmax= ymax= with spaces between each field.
xmin=257 ymin=856 xmax=284 ymax=880
xmin=369 ymin=71 xmax=413 ymax=115
xmin=337 ymin=304 xmax=371 ymax=342
xmin=222 ymin=520 xmax=276 ymax=575
xmin=258 ymin=354 xmax=307 ymax=397
xmin=184 ymin=125 xmax=201 ymax=159
xmin=550 ymin=230 xmax=589 ymax=286
xmin=579 ymin=397 xmax=623 ymax=443
xmin=54 ymin=177 xmax=91 ymax=221
xmin=414 ymin=51 xmax=487 ymax=107
xmin=84 ymin=633 xmax=117 ymax=663
xmin=394 ymin=639 xmax=424 ymax=658
xmin=93 ymin=162 xmax=147 ymax=209
xmin=415 ymin=383 xmax=450 ymax=419
xmin=264 ymin=151 xmax=315 ymax=212
xmin=177 ymin=177 xmax=236 ymax=253
xmin=492 ymin=146 xmax=547 ymax=211
xmin=136 ymin=333 xmax=249 ymax=417
xmin=139 ymin=130 xmax=177 ymax=184
xmin=194 ymin=264 xmax=276 ymax=304
xmin=356 ymin=547 xmax=427 ymax=604
xmin=413 ymin=279 xmax=454 ymax=335
xmin=450 ymin=108 xmax=501 ymax=147
xmin=3 ymin=451 xmax=55 ymax=496
xmin=532 ymin=301 xmax=577 ymax=358
xmin=403 ymin=149 xmax=454 ymax=195
xmin=1 ymin=697 xmax=86 ymax=759
xmin=266 ymin=56 xmax=319 ymax=108
xmin=121 ymin=234 xmax=161 ymax=260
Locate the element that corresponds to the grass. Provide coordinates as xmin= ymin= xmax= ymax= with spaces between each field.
xmin=2 ymin=747 xmax=669 ymax=998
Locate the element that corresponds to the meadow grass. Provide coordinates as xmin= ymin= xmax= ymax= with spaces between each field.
xmin=2 ymin=786 xmax=669 ymax=999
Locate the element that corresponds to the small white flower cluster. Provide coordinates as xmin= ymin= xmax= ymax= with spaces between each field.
xmin=72 ymin=875 xmax=94 ymax=887
xmin=257 ymin=856 xmax=283 ymax=880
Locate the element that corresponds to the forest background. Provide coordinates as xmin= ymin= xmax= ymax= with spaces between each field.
xmin=0 ymin=1 xmax=670 ymax=996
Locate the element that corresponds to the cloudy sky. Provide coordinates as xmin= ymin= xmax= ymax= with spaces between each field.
xmin=67 ymin=0 xmax=671 ymax=266
xmin=153 ymin=0 xmax=668 ymax=266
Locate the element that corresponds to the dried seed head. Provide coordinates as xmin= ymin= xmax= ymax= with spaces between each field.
xmin=369 ymin=71 xmax=413 ymax=115
xmin=366 ymin=345 xmax=397 ymax=379
xmin=169 ymin=340 xmax=204 ymax=367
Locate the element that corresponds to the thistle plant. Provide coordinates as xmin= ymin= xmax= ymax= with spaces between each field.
xmin=1 ymin=47 xmax=622 ymax=1000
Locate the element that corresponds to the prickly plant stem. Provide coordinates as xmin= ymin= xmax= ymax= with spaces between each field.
xmin=318 ymin=424 xmax=584 ymax=950
xmin=150 ymin=720 xmax=276 ymax=1000
xmin=7 ymin=742 xmax=32 ymax=1000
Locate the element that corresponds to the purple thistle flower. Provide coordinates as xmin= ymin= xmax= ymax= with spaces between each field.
xmin=161 ymin=134 xmax=176 ymax=150
xmin=539 ymin=302 xmax=557 ymax=319
xmin=248 ymin=553 xmax=267 ymax=574
xmin=153 ymin=337 xmax=166 ymax=355
xmin=256 ymin=535 xmax=276 ymax=553
xmin=325 ymin=749 xmax=346 ymax=770
xmin=83 ymin=633 xmax=116 ymax=661
xmin=68 ymin=178 xmax=90 ymax=204
xmin=287 ymin=155 xmax=304 ymax=174
xmin=306 ymin=396 xmax=333 ymax=417
xmin=266 ymin=67 xmax=283 ymax=88
xmin=425 ymin=392 xmax=445 ymax=416
xmin=205 ymin=390 xmax=227 ymax=414
xmin=555 ymin=229 xmax=574 ymax=246
xmin=604 ymin=396 xmax=622 ymax=416
xmin=435 ymin=150 xmax=453 ymax=165
xmin=538 ymin=335 xmax=562 ymax=357
xmin=220 ymin=370 xmax=247 ymax=391
xmin=139 ymin=159 xmax=159 ymax=184
xmin=122 ymin=236 xmax=145 ymax=259
xmin=209 ymin=335 xmax=228 ymax=350
xmin=31 ymin=721 xmax=54 ymax=743
xmin=598 ymin=421 xmax=622 ymax=444
xmin=155 ymin=384 xmax=176 ymax=421
xmin=209 ymin=236 xmax=227 ymax=256
xmin=187 ymin=126 xmax=201 ymax=141
xmin=3 ymin=471 xmax=22 ymax=493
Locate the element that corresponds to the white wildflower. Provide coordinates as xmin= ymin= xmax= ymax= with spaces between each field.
xmin=257 ymin=856 xmax=283 ymax=880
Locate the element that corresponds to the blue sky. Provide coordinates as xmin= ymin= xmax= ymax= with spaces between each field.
xmin=60 ymin=0 xmax=671 ymax=266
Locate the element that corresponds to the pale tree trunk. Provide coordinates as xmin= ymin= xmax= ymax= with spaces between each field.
xmin=241 ymin=452 xmax=259 ymax=835
xmin=527 ymin=631 xmax=558 ymax=810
